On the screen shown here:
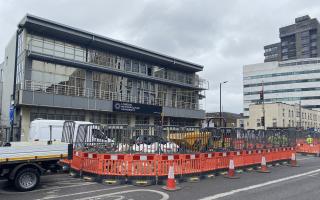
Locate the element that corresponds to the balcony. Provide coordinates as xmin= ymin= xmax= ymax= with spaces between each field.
xmin=17 ymin=80 xmax=203 ymax=111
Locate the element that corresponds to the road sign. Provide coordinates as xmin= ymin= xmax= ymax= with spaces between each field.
xmin=9 ymin=106 xmax=14 ymax=124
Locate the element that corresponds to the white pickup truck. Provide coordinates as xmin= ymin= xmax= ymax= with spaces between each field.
xmin=0 ymin=122 xmax=73 ymax=191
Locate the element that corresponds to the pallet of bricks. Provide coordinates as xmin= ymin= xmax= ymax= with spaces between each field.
xmin=60 ymin=122 xmax=297 ymax=186
xmin=296 ymin=130 xmax=320 ymax=156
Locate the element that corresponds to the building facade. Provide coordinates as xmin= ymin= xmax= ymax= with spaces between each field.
xmin=237 ymin=102 xmax=320 ymax=130
xmin=264 ymin=15 xmax=320 ymax=62
xmin=2 ymin=15 xmax=207 ymax=141
xmin=243 ymin=57 xmax=320 ymax=116
xmin=264 ymin=43 xmax=281 ymax=62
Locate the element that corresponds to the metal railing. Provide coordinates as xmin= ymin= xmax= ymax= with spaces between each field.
xmin=20 ymin=80 xmax=202 ymax=110
xmin=65 ymin=122 xmax=298 ymax=154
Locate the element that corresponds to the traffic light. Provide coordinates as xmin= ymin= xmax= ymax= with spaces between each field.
xmin=261 ymin=116 xmax=265 ymax=126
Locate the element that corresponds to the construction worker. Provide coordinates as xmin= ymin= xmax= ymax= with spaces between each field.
xmin=306 ymin=135 xmax=313 ymax=145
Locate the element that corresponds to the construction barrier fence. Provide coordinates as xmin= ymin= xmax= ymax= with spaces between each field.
xmin=63 ymin=123 xmax=297 ymax=154
xmin=57 ymin=121 xmax=300 ymax=184
xmin=69 ymin=147 xmax=294 ymax=183
xmin=296 ymin=130 xmax=320 ymax=155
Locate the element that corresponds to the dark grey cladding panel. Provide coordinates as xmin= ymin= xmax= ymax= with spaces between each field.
xmin=162 ymin=107 xmax=205 ymax=119
xmin=20 ymin=90 xmax=34 ymax=104
xmin=34 ymin=92 xmax=54 ymax=105
xmin=54 ymin=94 xmax=72 ymax=108
xmin=94 ymin=99 xmax=113 ymax=111
xmin=20 ymin=91 xmax=113 ymax=111
xmin=71 ymin=96 xmax=88 ymax=109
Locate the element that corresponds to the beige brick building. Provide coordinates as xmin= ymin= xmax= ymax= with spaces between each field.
xmin=237 ymin=103 xmax=320 ymax=130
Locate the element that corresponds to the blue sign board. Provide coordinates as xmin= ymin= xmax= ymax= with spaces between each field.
xmin=9 ymin=106 xmax=14 ymax=124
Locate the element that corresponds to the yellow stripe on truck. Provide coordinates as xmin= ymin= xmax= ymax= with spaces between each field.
xmin=0 ymin=154 xmax=68 ymax=163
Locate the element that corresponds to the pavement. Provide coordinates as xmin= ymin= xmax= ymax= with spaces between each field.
xmin=1 ymin=154 xmax=320 ymax=200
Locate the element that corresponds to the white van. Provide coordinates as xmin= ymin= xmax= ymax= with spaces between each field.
xmin=29 ymin=119 xmax=92 ymax=142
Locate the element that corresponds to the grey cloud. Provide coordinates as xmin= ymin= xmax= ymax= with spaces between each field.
xmin=0 ymin=0 xmax=319 ymax=114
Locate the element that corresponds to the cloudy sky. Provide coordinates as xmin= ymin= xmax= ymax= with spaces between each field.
xmin=0 ymin=0 xmax=319 ymax=113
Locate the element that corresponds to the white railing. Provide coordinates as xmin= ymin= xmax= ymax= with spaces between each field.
xmin=21 ymin=80 xmax=202 ymax=110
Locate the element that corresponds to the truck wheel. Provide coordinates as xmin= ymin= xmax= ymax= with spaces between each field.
xmin=14 ymin=168 xmax=40 ymax=191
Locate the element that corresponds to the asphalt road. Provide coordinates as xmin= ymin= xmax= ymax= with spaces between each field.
xmin=1 ymin=154 xmax=320 ymax=200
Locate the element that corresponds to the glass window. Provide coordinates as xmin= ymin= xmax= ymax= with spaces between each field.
xmin=56 ymin=65 xmax=66 ymax=75
xmin=31 ymin=71 xmax=43 ymax=82
xmin=301 ymin=31 xmax=309 ymax=37
xmin=132 ymin=61 xmax=139 ymax=73
xmin=43 ymin=41 xmax=54 ymax=50
xmin=140 ymin=63 xmax=146 ymax=74
xmin=32 ymin=60 xmax=44 ymax=71
xmin=44 ymin=62 xmax=55 ymax=73
xmin=65 ymin=44 xmax=74 ymax=54
xmin=54 ymin=41 xmax=64 ymax=52
xmin=311 ymin=34 xmax=317 ymax=40
xmin=125 ymin=59 xmax=131 ymax=71
xmin=32 ymin=38 xmax=43 ymax=48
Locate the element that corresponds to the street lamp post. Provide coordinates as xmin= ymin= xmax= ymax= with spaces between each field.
xmin=219 ymin=81 xmax=228 ymax=127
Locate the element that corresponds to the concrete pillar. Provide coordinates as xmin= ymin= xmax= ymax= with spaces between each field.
xmin=20 ymin=107 xmax=30 ymax=141
xmin=129 ymin=114 xmax=135 ymax=126
xmin=194 ymin=119 xmax=200 ymax=127
xmin=85 ymin=111 xmax=90 ymax=122
xmin=149 ymin=116 xmax=154 ymax=125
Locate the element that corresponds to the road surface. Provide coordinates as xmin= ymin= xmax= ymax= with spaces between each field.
xmin=1 ymin=154 xmax=319 ymax=200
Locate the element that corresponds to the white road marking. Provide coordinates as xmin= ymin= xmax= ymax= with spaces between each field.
xmin=297 ymin=157 xmax=316 ymax=161
xmin=29 ymin=182 xmax=97 ymax=193
xmin=199 ymin=168 xmax=320 ymax=200
xmin=0 ymin=182 xmax=97 ymax=195
xmin=37 ymin=185 xmax=132 ymax=200
xmin=307 ymin=172 xmax=319 ymax=177
xmin=75 ymin=189 xmax=169 ymax=200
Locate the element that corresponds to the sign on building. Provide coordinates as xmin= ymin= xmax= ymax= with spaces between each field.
xmin=112 ymin=101 xmax=162 ymax=115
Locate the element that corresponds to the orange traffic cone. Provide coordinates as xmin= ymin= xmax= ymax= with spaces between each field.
xmin=257 ymin=156 xmax=270 ymax=173
xmin=225 ymin=159 xmax=240 ymax=179
xmin=162 ymin=166 xmax=180 ymax=191
xmin=290 ymin=153 xmax=299 ymax=167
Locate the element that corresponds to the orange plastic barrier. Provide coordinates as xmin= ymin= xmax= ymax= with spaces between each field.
xmin=70 ymin=151 xmax=84 ymax=171
xmin=181 ymin=154 xmax=202 ymax=175
xmin=101 ymin=154 xmax=128 ymax=176
xmin=201 ymin=153 xmax=217 ymax=173
xmin=60 ymin=158 xmax=72 ymax=166
xmin=69 ymin=148 xmax=296 ymax=181
xmin=215 ymin=152 xmax=230 ymax=170
xmin=297 ymin=143 xmax=320 ymax=155
xmin=127 ymin=154 xmax=157 ymax=177
xmin=253 ymin=150 xmax=262 ymax=165
xmin=230 ymin=151 xmax=244 ymax=167
xmin=243 ymin=150 xmax=254 ymax=166
xmin=157 ymin=154 xmax=182 ymax=178
xmin=82 ymin=153 xmax=101 ymax=174
xmin=263 ymin=149 xmax=272 ymax=163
